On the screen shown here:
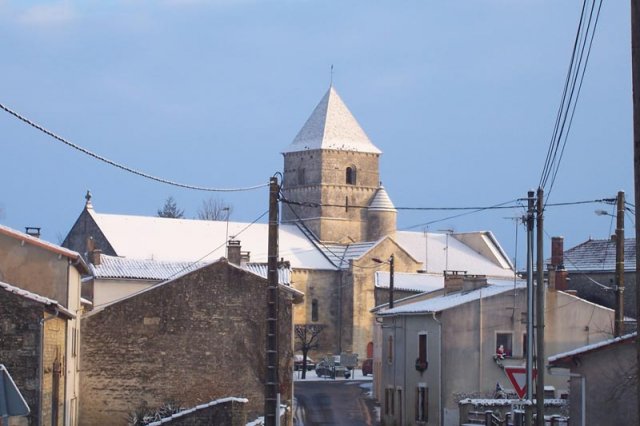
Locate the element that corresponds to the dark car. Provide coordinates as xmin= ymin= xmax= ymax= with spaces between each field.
xmin=293 ymin=354 xmax=316 ymax=371
xmin=362 ymin=358 xmax=373 ymax=376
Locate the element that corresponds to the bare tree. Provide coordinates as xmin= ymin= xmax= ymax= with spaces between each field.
xmin=197 ymin=197 xmax=232 ymax=221
xmin=295 ymin=324 xmax=325 ymax=379
xmin=157 ymin=196 xmax=185 ymax=218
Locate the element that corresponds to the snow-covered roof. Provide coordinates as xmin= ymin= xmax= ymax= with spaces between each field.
xmin=90 ymin=255 xmax=208 ymax=280
xmin=282 ymin=86 xmax=382 ymax=155
xmin=369 ymin=186 xmax=396 ymax=212
xmin=548 ymin=332 xmax=637 ymax=363
xmin=375 ymin=271 xmax=443 ymax=293
xmin=377 ymin=281 xmax=526 ymax=316
xmin=244 ymin=262 xmax=291 ymax=285
xmin=0 ymin=280 xmax=74 ymax=318
xmin=146 ymin=397 xmax=248 ymax=426
xmin=0 ymin=223 xmax=88 ymax=273
xmin=318 ymin=241 xmax=378 ymax=269
xmin=560 ymin=238 xmax=636 ymax=272
xmin=393 ymin=231 xmax=514 ymax=278
xmin=88 ymin=210 xmax=336 ymax=271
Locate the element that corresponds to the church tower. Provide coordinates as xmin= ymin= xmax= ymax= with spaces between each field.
xmin=282 ymin=86 xmax=395 ymax=243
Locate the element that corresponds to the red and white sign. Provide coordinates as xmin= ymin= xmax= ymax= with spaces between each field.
xmin=504 ymin=366 xmax=537 ymax=399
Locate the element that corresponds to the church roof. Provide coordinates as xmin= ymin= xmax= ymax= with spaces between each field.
xmin=282 ymin=86 xmax=382 ymax=154
xmin=369 ymin=186 xmax=396 ymax=212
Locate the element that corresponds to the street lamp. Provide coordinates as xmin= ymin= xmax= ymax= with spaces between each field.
xmin=372 ymin=254 xmax=395 ymax=309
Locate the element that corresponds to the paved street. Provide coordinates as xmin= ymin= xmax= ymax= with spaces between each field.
xmin=293 ymin=377 xmax=378 ymax=426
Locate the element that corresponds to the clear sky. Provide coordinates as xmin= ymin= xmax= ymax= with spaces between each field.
xmin=0 ymin=0 xmax=633 ymax=268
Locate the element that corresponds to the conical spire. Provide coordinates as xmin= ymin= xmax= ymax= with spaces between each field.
xmin=369 ymin=186 xmax=396 ymax=212
xmin=283 ymin=86 xmax=382 ymax=154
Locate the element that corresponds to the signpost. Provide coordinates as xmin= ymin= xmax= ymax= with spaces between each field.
xmin=0 ymin=364 xmax=30 ymax=426
xmin=504 ymin=366 xmax=537 ymax=400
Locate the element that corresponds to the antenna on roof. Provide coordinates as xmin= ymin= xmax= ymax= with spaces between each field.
xmin=330 ymin=64 xmax=334 ymax=86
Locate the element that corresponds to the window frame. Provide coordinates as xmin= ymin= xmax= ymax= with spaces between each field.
xmin=495 ymin=331 xmax=514 ymax=358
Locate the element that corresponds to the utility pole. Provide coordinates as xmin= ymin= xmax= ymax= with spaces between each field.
xmin=264 ymin=176 xmax=280 ymax=426
xmin=389 ymin=254 xmax=395 ymax=309
xmin=630 ymin=0 xmax=640 ymax=419
xmin=614 ymin=190 xmax=626 ymax=337
xmin=525 ymin=190 xmax=535 ymax=426
xmin=535 ymin=187 xmax=545 ymax=425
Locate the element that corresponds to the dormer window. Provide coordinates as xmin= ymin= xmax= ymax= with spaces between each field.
xmin=346 ymin=167 xmax=357 ymax=185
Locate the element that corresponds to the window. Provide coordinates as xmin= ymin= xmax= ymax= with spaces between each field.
xmin=496 ymin=332 xmax=513 ymax=358
xmin=416 ymin=385 xmax=428 ymax=422
xmin=387 ymin=335 xmax=393 ymax=364
xmin=311 ymin=299 xmax=318 ymax=322
xmin=397 ymin=388 xmax=403 ymax=425
xmin=385 ymin=388 xmax=395 ymax=415
xmin=416 ymin=333 xmax=428 ymax=372
xmin=72 ymin=327 xmax=77 ymax=357
xmin=522 ymin=333 xmax=528 ymax=358
xmin=346 ymin=167 xmax=356 ymax=185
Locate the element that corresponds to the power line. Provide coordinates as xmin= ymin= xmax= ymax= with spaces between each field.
xmin=0 ymin=102 xmax=269 ymax=193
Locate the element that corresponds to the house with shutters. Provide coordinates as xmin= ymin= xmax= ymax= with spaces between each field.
xmin=62 ymin=85 xmax=516 ymax=360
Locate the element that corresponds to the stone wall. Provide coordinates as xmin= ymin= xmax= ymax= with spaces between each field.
xmin=568 ymin=271 xmax=637 ymax=318
xmin=79 ymin=260 xmax=295 ymax=425
xmin=148 ymin=399 xmax=247 ymax=426
xmin=0 ymin=290 xmax=67 ymax=426
xmin=61 ymin=207 xmax=116 ymax=258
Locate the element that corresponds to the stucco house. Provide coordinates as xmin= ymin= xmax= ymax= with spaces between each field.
xmin=0 ymin=224 xmax=88 ymax=426
xmin=548 ymin=332 xmax=638 ymax=426
xmin=62 ymin=86 xmax=516 ymax=360
xmin=78 ymin=258 xmax=302 ymax=425
xmin=373 ymin=273 xmax=617 ymax=426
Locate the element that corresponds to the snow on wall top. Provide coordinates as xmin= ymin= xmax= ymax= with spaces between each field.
xmin=282 ymin=86 xmax=382 ymax=154
xmin=0 ymin=280 xmax=74 ymax=318
xmin=548 ymin=332 xmax=637 ymax=363
xmin=375 ymin=271 xmax=443 ymax=293
xmin=89 ymin=210 xmax=336 ymax=271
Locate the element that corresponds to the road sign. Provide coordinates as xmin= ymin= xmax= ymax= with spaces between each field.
xmin=504 ymin=366 xmax=537 ymax=399
xmin=0 ymin=365 xmax=30 ymax=417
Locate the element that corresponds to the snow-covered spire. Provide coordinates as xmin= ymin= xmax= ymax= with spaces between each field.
xmin=282 ymin=86 xmax=382 ymax=154
xmin=369 ymin=186 xmax=396 ymax=212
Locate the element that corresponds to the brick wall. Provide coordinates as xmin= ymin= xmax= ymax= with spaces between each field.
xmin=79 ymin=260 xmax=295 ymax=425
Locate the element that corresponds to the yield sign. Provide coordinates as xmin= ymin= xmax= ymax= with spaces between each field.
xmin=504 ymin=366 xmax=537 ymax=399
xmin=0 ymin=364 xmax=30 ymax=417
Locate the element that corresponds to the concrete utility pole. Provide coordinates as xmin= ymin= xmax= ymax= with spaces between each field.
xmin=631 ymin=0 xmax=640 ymax=419
xmin=265 ymin=176 xmax=280 ymax=426
xmin=525 ymin=190 xmax=535 ymax=426
xmin=535 ymin=187 xmax=545 ymax=425
xmin=614 ymin=191 xmax=626 ymax=337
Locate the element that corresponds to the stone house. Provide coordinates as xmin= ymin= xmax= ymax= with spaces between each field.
xmin=0 ymin=224 xmax=88 ymax=425
xmin=549 ymin=236 xmax=637 ymax=318
xmin=62 ymin=86 xmax=516 ymax=360
xmin=373 ymin=274 xmax=617 ymax=426
xmin=548 ymin=332 xmax=638 ymax=426
xmin=78 ymin=258 xmax=302 ymax=425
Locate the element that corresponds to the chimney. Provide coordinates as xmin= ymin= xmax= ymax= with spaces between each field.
xmin=227 ymin=240 xmax=242 ymax=266
xmin=91 ymin=249 xmax=102 ymax=266
xmin=462 ymin=274 xmax=488 ymax=292
xmin=550 ymin=236 xmax=568 ymax=291
xmin=25 ymin=227 xmax=41 ymax=238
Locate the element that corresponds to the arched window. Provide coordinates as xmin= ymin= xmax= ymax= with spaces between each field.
xmin=346 ymin=167 xmax=357 ymax=185
xmin=311 ymin=299 xmax=319 ymax=322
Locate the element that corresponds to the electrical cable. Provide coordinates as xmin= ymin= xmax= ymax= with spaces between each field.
xmin=0 ymin=102 xmax=269 ymax=192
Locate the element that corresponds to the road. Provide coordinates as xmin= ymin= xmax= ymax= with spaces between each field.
xmin=293 ymin=379 xmax=378 ymax=426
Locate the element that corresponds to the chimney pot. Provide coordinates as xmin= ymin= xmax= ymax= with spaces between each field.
xmin=227 ymin=240 xmax=242 ymax=266
xmin=551 ymin=236 xmax=564 ymax=267
xmin=25 ymin=227 xmax=41 ymax=238
xmin=91 ymin=249 xmax=102 ymax=266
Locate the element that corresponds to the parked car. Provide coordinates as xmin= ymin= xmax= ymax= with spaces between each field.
xmin=293 ymin=354 xmax=316 ymax=371
xmin=362 ymin=358 xmax=373 ymax=376
xmin=315 ymin=360 xmax=335 ymax=378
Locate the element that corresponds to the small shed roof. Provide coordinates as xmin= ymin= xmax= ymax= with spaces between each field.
xmin=548 ymin=332 xmax=637 ymax=364
xmin=0 ymin=280 xmax=74 ymax=318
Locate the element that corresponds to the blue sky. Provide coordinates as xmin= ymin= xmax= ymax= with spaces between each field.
xmin=0 ymin=1 xmax=633 ymax=267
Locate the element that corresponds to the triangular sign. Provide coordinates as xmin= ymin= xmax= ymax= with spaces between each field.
xmin=504 ymin=366 xmax=537 ymax=400
xmin=0 ymin=365 xmax=30 ymax=417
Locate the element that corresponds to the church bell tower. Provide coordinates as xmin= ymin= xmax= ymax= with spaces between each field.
xmin=281 ymin=86 xmax=395 ymax=243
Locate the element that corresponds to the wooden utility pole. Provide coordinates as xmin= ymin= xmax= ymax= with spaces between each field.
xmin=525 ymin=190 xmax=535 ymax=426
xmin=264 ymin=176 xmax=280 ymax=426
xmin=614 ymin=191 xmax=626 ymax=337
xmin=535 ymin=187 xmax=545 ymax=425
xmin=631 ymin=0 xmax=640 ymax=420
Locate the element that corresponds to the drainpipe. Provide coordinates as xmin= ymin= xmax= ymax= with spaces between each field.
xmin=39 ymin=308 xmax=60 ymax=426
xmin=432 ymin=312 xmax=442 ymax=425
xmin=547 ymin=367 xmax=585 ymax=426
